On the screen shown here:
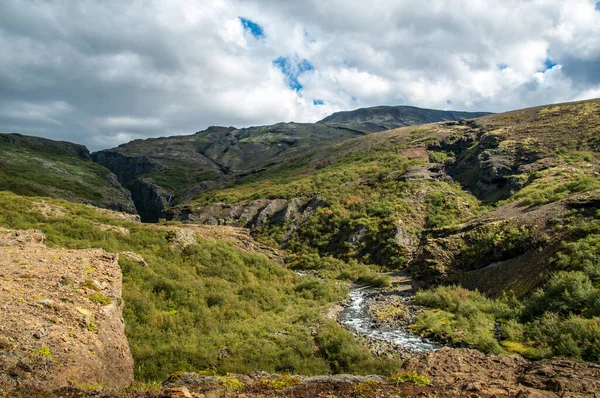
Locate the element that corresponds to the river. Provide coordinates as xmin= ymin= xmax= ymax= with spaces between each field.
xmin=339 ymin=287 xmax=437 ymax=353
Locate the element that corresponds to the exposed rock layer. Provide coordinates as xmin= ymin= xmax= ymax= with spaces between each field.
xmin=0 ymin=228 xmax=134 ymax=390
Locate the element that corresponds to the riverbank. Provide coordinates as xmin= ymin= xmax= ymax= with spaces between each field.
xmin=338 ymin=272 xmax=438 ymax=359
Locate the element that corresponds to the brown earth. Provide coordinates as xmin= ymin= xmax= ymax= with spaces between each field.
xmin=0 ymin=228 xmax=134 ymax=392
xmin=6 ymin=348 xmax=600 ymax=397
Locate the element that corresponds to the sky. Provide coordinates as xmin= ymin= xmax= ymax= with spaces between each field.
xmin=1 ymin=1 xmax=600 ymax=150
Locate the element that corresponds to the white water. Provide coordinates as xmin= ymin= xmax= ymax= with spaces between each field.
xmin=339 ymin=288 xmax=437 ymax=353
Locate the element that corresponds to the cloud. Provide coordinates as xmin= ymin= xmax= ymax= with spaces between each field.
xmin=0 ymin=0 xmax=599 ymax=150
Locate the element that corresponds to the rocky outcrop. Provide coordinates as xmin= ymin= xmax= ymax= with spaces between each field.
xmin=0 ymin=228 xmax=134 ymax=390
xmin=153 ymin=348 xmax=600 ymax=397
xmin=431 ymin=122 xmax=544 ymax=202
xmin=402 ymin=347 xmax=600 ymax=397
xmin=409 ymin=196 xmax=571 ymax=295
xmin=5 ymin=348 xmax=600 ymax=396
xmin=172 ymin=195 xmax=329 ymax=233
xmin=92 ymin=151 xmax=169 ymax=222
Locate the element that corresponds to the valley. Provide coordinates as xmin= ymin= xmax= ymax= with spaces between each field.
xmin=1 ymin=100 xmax=600 ymax=397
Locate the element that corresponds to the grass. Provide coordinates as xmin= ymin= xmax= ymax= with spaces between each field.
xmin=0 ymin=135 xmax=133 ymax=212
xmin=31 ymin=346 xmax=52 ymax=358
xmin=87 ymin=293 xmax=112 ymax=306
xmin=413 ymin=266 xmax=600 ymax=362
xmin=389 ymin=371 xmax=431 ymax=386
xmin=0 ymin=191 xmax=399 ymax=380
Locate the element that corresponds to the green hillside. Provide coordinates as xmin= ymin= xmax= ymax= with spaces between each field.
xmin=177 ymin=99 xmax=600 ymax=291
xmin=0 ymin=133 xmax=136 ymax=214
xmin=0 ymin=191 xmax=399 ymax=380
xmin=93 ymin=107 xmax=487 ymax=222
xmin=169 ymin=98 xmax=600 ymax=364
xmin=2 ymin=99 xmax=600 ymax=388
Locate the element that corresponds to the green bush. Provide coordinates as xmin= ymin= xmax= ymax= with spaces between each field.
xmin=315 ymin=321 xmax=400 ymax=375
xmin=525 ymin=313 xmax=600 ymax=362
xmin=0 ymin=192 xmax=352 ymax=380
xmin=389 ymin=371 xmax=431 ymax=386
xmin=523 ymin=271 xmax=597 ymax=319
xmin=556 ymin=234 xmax=600 ymax=282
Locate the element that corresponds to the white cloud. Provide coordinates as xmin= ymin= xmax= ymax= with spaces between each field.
xmin=0 ymin=0 xmax=599 ymax=150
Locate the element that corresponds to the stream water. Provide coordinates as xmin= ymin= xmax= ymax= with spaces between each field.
xmin=339 ymin=287 xmax=437 ymax=353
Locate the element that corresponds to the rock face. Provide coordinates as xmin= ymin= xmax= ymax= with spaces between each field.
xmin=91 ymin=150 xmax=168 ymax=222
xmin=172 ymin=195 xmax=328 ymax=233
xmin=408 ymin=193 xmax=575 ymax=295
xmin=318 ymin=105 xmax=492 ymax=133
xmin=92 ymin=123 xmax=365 ymax=222
xmin=402 ymin=347 xmax=600 ymax=397
xmin=0 ymin=228 xmax=134 ymax=390
xmin=434 ymin=123 xmax=543 ymax=202
xmin=0 ymin=133 xmax=137 ymax=214
xmin=157 ymin=348 xmax=600 ymax=397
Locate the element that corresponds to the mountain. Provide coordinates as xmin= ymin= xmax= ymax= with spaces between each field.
xmin=0 ymin=133 xmax=136 ymax=213
xmin=318 ymin=105 xmax=492 ymax=133
xmin=2 ymin=99 xmax=600 ymax=396
xmin=92 ymin=123 xmax=368 ymax=221
xmin=173 ymin=98 xmax=600 ymax=297
xmin=93 ymin=106 xmax=489 ymax=222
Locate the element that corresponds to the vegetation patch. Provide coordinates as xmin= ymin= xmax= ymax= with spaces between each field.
xmin=87 ymin=293 xmax=112 ymax=306
xmin=0 ymin=192 xmax=394 ymax=381
xmin=220 ymin=374 xmax=244 ymax=391
xmin=32 ymin=346 xmax=53 ymax=358
xmin=257 ymin=373 xmax=301 ymax=390
xmin=389 ymin=371 xmax=431 ymax=386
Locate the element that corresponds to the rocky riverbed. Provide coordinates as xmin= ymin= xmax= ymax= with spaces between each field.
xmin=338 ymin=273 xmax=438 ymax=359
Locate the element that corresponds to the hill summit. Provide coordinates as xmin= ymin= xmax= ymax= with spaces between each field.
xmin=318 ymin=105 xmax=492 ymax=133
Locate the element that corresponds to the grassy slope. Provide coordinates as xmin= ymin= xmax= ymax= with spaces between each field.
xmin=180 ymin=99 xmax=600 ymax=363
xmin=95 ymin=123 xmax=367 ymax=204
xmin=185 ymin=99 xmax=600 ymax=273
xmin=0 ymin=134 xmax=136 ymax=213
xmin=0 ymin=191 xmax=399 ymax=381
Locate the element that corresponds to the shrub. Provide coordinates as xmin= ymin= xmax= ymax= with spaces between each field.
xmin=555 ymin=234 xmax=600 ymax=282
xmin=315 ymin=321 xmax=400 ymax=375
xmin=220 ymin=374 xmax=244 ymax=391
xmin=523 ymin=271 xmax=597 ymax=319
xmin=389 ymin=371 xmax=431 ymax=386
xmin=354 ymin=273 xmax=391 ymax=288
xmin=525 ymin=313 xmax=600 ymax=362
xmin=87 ymin=293 xmax=112 ymax=306
xmin=412 ymin=286 xmax=520 ymax=354
xmin=32 ymin=346 xmax=52 ymax=358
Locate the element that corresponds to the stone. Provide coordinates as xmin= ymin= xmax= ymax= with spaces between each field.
xmin=162 ymin=387 xmax=193 ymax=398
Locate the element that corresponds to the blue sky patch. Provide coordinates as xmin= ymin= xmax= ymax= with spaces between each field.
xmin=544 ymin=58 xmax=557 ymax=71
xmin=498 ymin=63 xmax=508 ymax=70
xmin=446 ymin=100 xmax=453 ymax=105
xmin=273 ymin=56 xmax=314 ymax=91
xmin=313 ymin=99 xmax=325 ymax=105
xmin=239 ymin=17 xmax=264 ymax=39
xmin=596 ymin=2 xmax=600 ymax=11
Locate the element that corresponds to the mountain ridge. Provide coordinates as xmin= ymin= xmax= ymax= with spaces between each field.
xmin=318 ymin=104 xmax=492 ymax=133
xmin=92 ymin=106 xmax=489 ymax=221
xmin=0 ymin=132 xmax=137 ymax=214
